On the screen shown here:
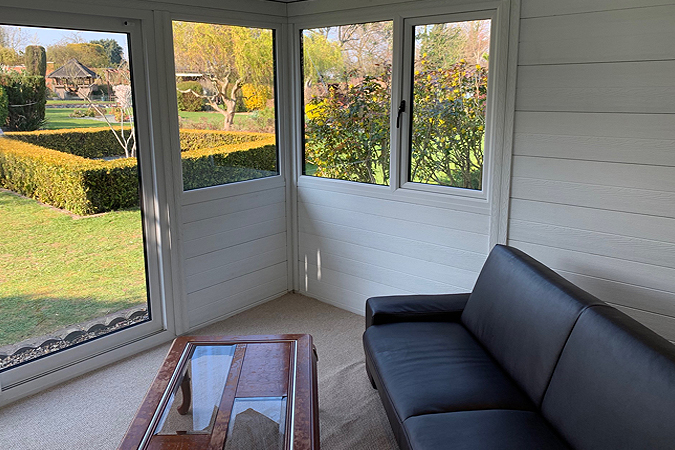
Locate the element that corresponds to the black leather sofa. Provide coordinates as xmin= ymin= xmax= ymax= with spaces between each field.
xmin=363 ymin=245 xmax=675 ymax=450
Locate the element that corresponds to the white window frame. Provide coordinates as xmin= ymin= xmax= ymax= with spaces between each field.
xmin=0 ymin=5 xmax=177 ymax=406
xmin=291 ymin=0 xmax=518 ymax=245
xmin=167 ymin=13 xmax=288 ymax=204
xmin=398 ymin=11 xmax=498 ymax=200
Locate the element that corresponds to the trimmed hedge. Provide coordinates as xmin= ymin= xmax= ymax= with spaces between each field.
xmin=181 ymin=136 xmax=277 ymax=190
xmin=0 ymin=129 xmax=277 ymax=212
xmin=6 ymin=127 xmax=271 ymax=157
xmin=179 ymin=129 xmax=271 ymax=152
xmin=6 ymin=128 xmax=124 ymax=158
xmin=0 ymin=139 xmax=138 ymax=215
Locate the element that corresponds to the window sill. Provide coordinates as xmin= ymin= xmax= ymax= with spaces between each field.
xmin=297 ymin=175 xmax=491 ymax=215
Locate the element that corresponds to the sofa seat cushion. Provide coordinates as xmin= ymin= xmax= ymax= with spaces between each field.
xmin=363 ymin=321 xmax=535 ymax=422
xmin=403 ymin=410 xmax=570 ymax=450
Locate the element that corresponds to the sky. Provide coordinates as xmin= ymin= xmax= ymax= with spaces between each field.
xmin=0 ymin=24 xmax=129 ymax=60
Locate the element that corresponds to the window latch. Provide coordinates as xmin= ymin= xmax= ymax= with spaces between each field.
xmin=396 ymin=100 xmax=406 ymax=129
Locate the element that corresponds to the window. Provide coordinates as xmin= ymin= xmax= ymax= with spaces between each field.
xmin=408 ymin=19 xmax=491 ymax=190
xmin=297 ymin=7 xmax=509 ymax=202
xmin=301 ymin=22 xmax=393 ymax=186
xmin=0 ymin=23 xmax=152 ymax=372
xmin=172 ymin=21 xmax=279 ymax=191
xmin=0 ymin=9 xmax=169 ymax=400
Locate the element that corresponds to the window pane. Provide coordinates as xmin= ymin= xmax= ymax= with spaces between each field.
xmin=0 ymin=24 xmax=149 ymax=370
xmin=409 ymin=20 xmax=490 ymax=190
xmin=302 ymin=22 xmax=393 ymax=185
xmin=172 ymin=22 xmax=278 ymax=191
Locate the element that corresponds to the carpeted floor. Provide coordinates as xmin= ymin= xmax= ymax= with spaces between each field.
xmin=0 ymin=293 xmax=398 ymax=450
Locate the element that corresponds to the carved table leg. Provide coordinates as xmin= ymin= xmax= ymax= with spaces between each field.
xmin=177 ymin=373 xmax=192 ymax=415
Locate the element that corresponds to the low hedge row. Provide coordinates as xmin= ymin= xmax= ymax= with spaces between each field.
xmin=178 ymin=129 xmax=271 ymax=152
xmin=6 ymin=128 xmax=124 ymax=158
xmin=5 ymin=127 xmax=271 ymax=157
xmin=0 ymin=138 xmax=138 ymax=215
xmin=182 ymin=136 xmax=277 ymax=190
xmin=0 ymin=132 xmax=278 ymax=213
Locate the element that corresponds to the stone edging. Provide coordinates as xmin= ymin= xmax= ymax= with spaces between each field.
xmin=0 ymin=307 xmax=149 ymax=371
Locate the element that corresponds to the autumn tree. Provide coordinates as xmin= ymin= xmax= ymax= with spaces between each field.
xmin=0 ymin=47 xmax=22 ymax=66
xmin=172 ymin=22 xmax=274 ymax=130
xmin=47 ymin=42 xmax=110 ymax=68
xmin=302 ymin=31 xmax=344 ymax=87
xmin=0 ymin=26 xmax=27 ymax=66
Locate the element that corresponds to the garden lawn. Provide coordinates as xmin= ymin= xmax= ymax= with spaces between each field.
xmin=178 ymin=110 xmax=251 ymax=129
xmin=44 ymin=108 xmax=119 ymax=130
xmin=0 ymin=190 xmax=147 ymax=346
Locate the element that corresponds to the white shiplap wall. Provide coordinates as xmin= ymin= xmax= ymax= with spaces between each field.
xmin=182 ymin=183 xmax=288 ymax=328
xmin=297 ymin=183 xmax=490 ymax=314
xmin=510 ymin=0 xmax=675 ymax=341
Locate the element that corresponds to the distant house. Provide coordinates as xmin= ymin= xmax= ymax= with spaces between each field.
xmin=47 ymin=58 xmax=98 ymax=99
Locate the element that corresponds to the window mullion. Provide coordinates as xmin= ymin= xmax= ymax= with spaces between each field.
xmin=389 ymin=15 xmax=405 ymax=192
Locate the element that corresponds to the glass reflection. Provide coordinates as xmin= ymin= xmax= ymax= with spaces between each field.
xmin=155 ymin=344 xmax=236 ymax=435
xmin=224 ymin=397 xmax=287 ymax=450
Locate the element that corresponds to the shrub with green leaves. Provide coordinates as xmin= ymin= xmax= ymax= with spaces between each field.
xmin=1 ymin=128 xmax=277 ymax=211
xmin=0 ymin=138 xmax=138 ymax=215
xmin=0 ymin=73 xmax=47 ymax=131
xmin=24 ymin=46 xmax=47 ymax=77
xmin=181 ymin=137 xmax=277 ymax=190
xmin=176 ymin=81 xmax=204 ymax=112
xmin=410 ymin=59 xmax=487 ymax=189
xmin=178 ymin=129 xmax=271 ymax=152
xmin=304 ymin=68 xmax=391 ymax=185
xmin=0 ymin=85 xmax=8 ymax=129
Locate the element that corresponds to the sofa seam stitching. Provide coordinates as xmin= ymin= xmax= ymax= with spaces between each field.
xmin=539 ymin=304 xmax=612 ymax=409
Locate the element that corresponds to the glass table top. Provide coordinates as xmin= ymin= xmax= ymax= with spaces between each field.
xmin=155 ymin=344 xmax=236 ymax=435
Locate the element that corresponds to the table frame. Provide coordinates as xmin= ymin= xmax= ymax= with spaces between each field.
xmin=118 ymin=334 xmax=319 ymax=450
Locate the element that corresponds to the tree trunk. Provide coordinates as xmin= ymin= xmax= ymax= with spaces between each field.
xmin=223 ymin=97 xmax=236 ymax=131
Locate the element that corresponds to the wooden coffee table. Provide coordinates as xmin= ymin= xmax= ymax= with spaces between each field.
xmin=119 ymin=334 xmax=319 ymax=450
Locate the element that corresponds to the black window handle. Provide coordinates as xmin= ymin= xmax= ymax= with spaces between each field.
xmin=396 ymin=100 xmax=406 ymax=128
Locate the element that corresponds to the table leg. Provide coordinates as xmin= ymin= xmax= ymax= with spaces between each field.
xmin=177 ymin=373 xmax=192 ymax=415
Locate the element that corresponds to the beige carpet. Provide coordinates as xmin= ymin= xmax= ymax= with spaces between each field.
xmin=0 ymin=293 xmax=397 ymax=450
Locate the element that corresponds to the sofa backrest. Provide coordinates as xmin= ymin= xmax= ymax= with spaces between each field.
xmin=461 ymin=245 xmax=604 ymax=406
xmin=541 ymin=305 xmax=675 ymax=450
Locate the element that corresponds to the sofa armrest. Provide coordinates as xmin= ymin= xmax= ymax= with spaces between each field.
xmin=366 ymin=293 xmax=471 ymax=328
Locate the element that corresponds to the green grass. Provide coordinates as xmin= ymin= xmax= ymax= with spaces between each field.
xmin=0 ymin=190 xmax=147 ymax=346
xmin=178 ymin=110 xmax=251 ymax=129
xmin=46 ymin=100 xmax=114 ymax=106
xmin=44 ymin=108 xmax=120 ymax=130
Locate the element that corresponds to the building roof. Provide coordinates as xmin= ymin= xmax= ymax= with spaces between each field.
xmin=47 ymin=59 xmax=98 ymax=80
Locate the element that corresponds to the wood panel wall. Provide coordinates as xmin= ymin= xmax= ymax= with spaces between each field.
xmin=182 ymin=185 xmax=288 ymax=328
xmin=510 ymin=0 xmax=675 ymax=341
xmin=297 ymin=184 xmax=490 ymax=314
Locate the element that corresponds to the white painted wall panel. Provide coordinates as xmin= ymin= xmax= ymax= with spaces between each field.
xmin=516 ymin=61 xmax=675 ymax=113
xmin=297 ymin=186 xmax=489 ymax=313
xmin=511 ymin=177 xmax=675 ymax=218
xmin=514 ymin=112 xmax=675 ymax=166
xmin=182 ymin=185 xmax=288 ymax=329
xmin=521 ymin=0 xmax=675 ymax=18
xmin=519 ymin=6 xmax=675 ymax=65
xmin=511 ymin=0 xmax=675 ymax=340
